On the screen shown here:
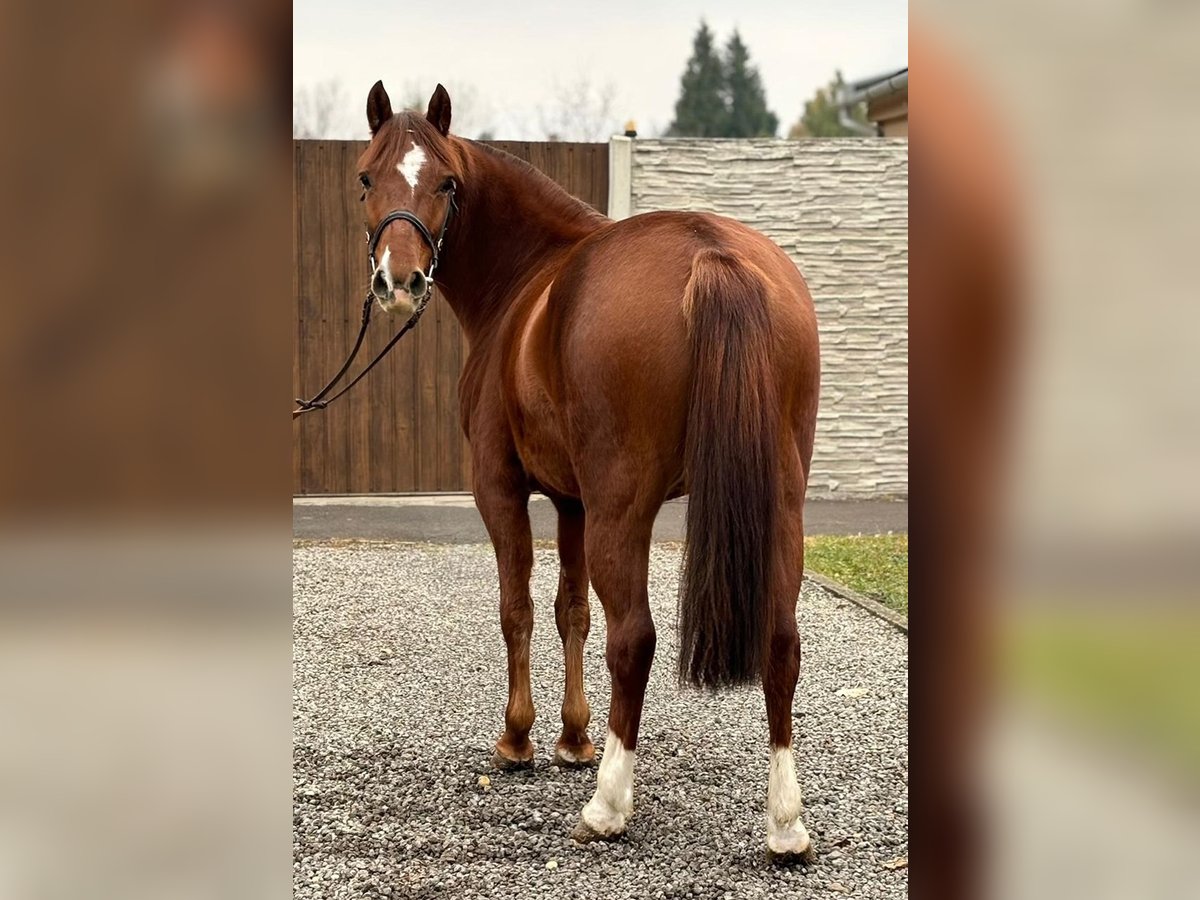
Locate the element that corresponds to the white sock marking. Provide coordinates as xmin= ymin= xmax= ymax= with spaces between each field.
xmin=580 ymin=729 xmax=634 ymax=836
xmin=767 ymin=746 xmax=811 ymax=854
xmin=397 ymin=144 xmax=426 ymax=195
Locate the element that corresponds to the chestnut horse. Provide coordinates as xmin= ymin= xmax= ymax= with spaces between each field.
xmin=357 ymin=83 xmax=820 ymax=858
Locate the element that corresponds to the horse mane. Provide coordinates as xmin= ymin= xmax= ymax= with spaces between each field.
xmin=464 ymin=140 xmax=608 ymax=230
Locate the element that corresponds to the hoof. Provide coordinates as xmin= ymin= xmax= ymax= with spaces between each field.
xmin=492 ymin=741 xmax=535 ymax=771
xmin=553 ymin=741 xmax=597 ymax=768
xmin=571 ymin=818 xmax=625 ymax=844
xmin=767 ymin=842 xmax=817 ymax=866
xmin=572 ymin=789 xmax=629 ymax=843
xmin=767 ymin=809 xmax=814 ymax=864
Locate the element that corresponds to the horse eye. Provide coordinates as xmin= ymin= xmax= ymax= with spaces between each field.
xmin=439 ymin=177 xmax=456 ymax=194
xmin=359 ymin=174 xmax=371 ymax=190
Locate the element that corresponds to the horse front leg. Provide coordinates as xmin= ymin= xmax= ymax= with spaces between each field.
xmin=551 ymin=497 xmax=595 ymax=767
xmin=475 ymin=474 xmax=536 ymax=770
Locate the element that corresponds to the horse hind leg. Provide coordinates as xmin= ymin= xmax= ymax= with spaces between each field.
xmin=571 ymin=497 xmax=657 ymax=842
xmin=763 ymin=497 xmax=816 ymax=862
xmin=552 ymin=497 xmax=595 ymax=767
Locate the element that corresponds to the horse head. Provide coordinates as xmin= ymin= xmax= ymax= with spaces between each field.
xmin=357 ymin=82 xmax=462 ymax=317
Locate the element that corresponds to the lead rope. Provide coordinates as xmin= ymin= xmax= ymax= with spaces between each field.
xmin=292 ymin=295 xmax=428 ymax=419
xmin=293 ymin=186 xmax=456 ymax=420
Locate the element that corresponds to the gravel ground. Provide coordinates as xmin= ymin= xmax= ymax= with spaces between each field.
xmin=294 ymin=542 xmax=908 ymax=899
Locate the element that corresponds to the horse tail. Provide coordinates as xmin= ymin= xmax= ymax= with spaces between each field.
xmin=678 ymin=248 xmax=782 ymax=689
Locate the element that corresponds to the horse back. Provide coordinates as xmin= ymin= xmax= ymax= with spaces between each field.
xmin=509 ymin=211 xmax=819 ymax=499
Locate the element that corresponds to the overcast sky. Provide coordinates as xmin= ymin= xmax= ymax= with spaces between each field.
xmin=293 ymin=0 xmax=907 ymax=140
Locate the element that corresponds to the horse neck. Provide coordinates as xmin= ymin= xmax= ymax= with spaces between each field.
xmin=436 ymin=144 xmax=605 ymax=342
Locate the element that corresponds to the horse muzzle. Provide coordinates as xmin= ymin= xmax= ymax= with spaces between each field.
xmin=371 ymin=267 xmax=429 ymax=315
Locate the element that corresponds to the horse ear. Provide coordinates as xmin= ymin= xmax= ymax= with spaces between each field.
xmin=367 ymin=80 xmax=393 ymax=135
xmin=426 ymin=83 xmax=452 ymax=136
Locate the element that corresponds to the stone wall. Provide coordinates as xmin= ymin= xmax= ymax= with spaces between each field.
xmin=626 ymin=139 xmax=908 ymax=497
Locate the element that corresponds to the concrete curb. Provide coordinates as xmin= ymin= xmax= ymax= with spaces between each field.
xmin=805 ymin=572 xmax=908 ymax=634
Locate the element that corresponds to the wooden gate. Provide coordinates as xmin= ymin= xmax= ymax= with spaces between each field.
xmin=293 ymin=140 xmax=609 ymax=494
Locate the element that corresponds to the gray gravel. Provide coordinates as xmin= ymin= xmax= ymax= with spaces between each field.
xmin=294 ymin=542 xmax=908 ymax=899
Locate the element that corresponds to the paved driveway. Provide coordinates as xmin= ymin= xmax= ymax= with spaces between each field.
xmin=293 ymin=496 xmax=908 ymax=543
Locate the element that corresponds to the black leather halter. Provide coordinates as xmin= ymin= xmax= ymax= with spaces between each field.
xmin=293 ymin=186 xmax=459 ymax=419
xmin=367 ymin=186 xmax=459 ymax=283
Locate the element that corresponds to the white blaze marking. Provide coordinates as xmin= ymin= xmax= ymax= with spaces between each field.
xmin=378 ymin=245 xmax=394 ymax=290
xmin=579 ymin=729 xmax=634 ymax=836
xmin=397 ymin=144 xmax=426 ymax=195
xmin=766 ymin=746 xmax=812 ymax=854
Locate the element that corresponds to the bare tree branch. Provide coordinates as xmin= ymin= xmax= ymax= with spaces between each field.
xmin=398 ymin=81 xmax=495 ymax=140
xmin=537 ymin=77 xmax=618 ymax=142
xmin=293 ymin=79 xmax=364 ymax=139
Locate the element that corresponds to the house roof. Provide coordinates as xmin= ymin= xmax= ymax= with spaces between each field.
xmin=845 ymin=68 xmax=909 ymax=104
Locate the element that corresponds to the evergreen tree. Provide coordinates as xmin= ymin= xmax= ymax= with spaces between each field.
xmin=667 ymin=22 xmax=728 ymax=137
xmin=788 ymin=71 xmax=869 ymax=138
xmin=724 ymin=31 xmax=779 ymax=137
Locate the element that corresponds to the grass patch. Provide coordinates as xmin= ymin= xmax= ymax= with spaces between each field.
xmin=804 ymin=533 xmax=908 ymax=616
xmin=1007 ymin=611 xmax=1200 ymax=778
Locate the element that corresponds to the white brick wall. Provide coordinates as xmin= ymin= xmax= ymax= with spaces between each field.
xmin=629 ymin=139 xmax=908 ymax=498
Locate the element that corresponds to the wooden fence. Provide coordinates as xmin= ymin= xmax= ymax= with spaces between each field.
xmin=293 ymin=140 xmax=609 ymax=494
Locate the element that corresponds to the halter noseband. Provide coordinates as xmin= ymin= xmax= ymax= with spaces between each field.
xmin=365 ymin=184 xmax=459 ymax=288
